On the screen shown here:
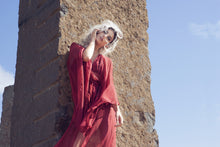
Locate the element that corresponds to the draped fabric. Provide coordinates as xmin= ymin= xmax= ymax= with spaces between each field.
xmin=54 ymin=42 xmax=119 ymax=147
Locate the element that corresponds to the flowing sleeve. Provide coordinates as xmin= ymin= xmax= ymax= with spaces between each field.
xmin=67 ymin=42 xmax=85 ymax=127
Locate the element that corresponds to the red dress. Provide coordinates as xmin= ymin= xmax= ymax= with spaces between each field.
xmin=54 ymin=42 xmax=119 ymax=147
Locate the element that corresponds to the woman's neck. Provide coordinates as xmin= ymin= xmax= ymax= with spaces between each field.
xmin=91 ymin=48 xmax=100 ymax=62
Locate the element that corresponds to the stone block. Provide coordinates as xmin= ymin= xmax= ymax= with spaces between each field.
xmin=33 ymin=57 xmax=60 ymax=94
xmin=32 ymin=136 xmax=58 ymax=147
xmin=0 ymin=85 xmax=14 ymax=147
xmin=33 ymin=38 xmax=59 ymax=71
xmin=31 ymin=111 xmax=58 ymax=144
xmin=19 ymin=0 xmax=59 ymax=28
xmin=32 ymin=82 xmax=59 ymax=120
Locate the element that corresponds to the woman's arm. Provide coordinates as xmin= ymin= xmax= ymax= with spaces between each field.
xmin=82 ymin=29 xmax=98 ymax=62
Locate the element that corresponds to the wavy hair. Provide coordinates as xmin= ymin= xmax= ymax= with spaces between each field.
xmin=80 ymin=20 xmax=123 ymax=55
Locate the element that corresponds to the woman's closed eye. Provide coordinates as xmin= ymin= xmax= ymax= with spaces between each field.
xmin=107 ymin=36 xmax=112 ymax=42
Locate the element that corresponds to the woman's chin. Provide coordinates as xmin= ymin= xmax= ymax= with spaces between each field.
xmin=95 ymin=40 xmax=103 ymax=46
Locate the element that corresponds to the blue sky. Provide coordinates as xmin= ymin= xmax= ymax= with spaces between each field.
xmin=0 ymin=1 xmax=18 ymax=115
xmin=147 ymin=0 xmax=220 ymax=146
xmin=0 ymin=1 xmax=220 ymax=147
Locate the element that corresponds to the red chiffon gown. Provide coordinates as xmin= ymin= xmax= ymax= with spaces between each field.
xmin=54 ymin=42 xmax=119 ymax=147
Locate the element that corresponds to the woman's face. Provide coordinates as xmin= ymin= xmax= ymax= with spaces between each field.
xmin=95 ymin=28 xmax=115 ymax=48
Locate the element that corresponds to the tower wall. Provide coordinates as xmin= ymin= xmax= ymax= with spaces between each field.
xmin=9 ymin=0 xmax=158 ymax=146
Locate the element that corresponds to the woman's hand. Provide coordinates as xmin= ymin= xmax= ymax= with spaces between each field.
xmin=115 ymin=105 xmax=124 ymax=127
xmin=90 ymin=29 xmax=98 ymax=42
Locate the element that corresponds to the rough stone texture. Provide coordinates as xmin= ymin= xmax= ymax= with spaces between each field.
xmin=8 ymin=0 xmax=158 ymax=147
xmin=10 ymin=0 xmax=61 ymax=146
xmin=58 ymin=0 xmax=158 ymax=146
xmin=0 ymin=85 xmax=14 ymax=147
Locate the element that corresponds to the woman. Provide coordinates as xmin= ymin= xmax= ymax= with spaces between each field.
xmin=54 ymin=20 xmax=123 ymax=147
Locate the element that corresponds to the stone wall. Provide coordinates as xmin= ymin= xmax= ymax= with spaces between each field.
xmin=58 ymin=0 xmax=158 ymax=146
xmin=0 ymin=85 xmax=14 ymax=147
xmin=10 ymin=0 xmax=61 ymax=146
xmin=9 ymin=0 xmax=158 ymax=146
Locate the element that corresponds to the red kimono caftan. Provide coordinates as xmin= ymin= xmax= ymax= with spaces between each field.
xmin=54 ymin=42 xmax=119 ymax=147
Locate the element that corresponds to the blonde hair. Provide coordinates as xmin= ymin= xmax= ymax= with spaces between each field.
xmin=80 ymin=20 xmax=123 ymax=55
